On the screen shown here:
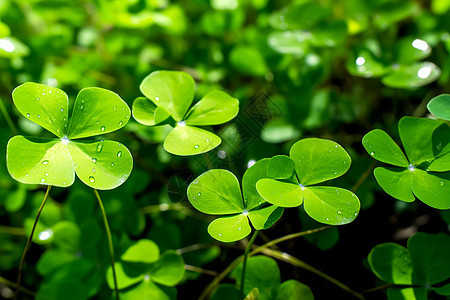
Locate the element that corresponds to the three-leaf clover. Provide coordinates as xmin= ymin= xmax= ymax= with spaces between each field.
xmin=132 ymin=70 xmax=239 ymax=156
xmin=256 ymin=138 xmax=360 ymax=225
xmin=6 ymin=82 xmax=133 ymax=190
xmin=368 ymin=233 xmax=450 ymax=299
xmin=187 ymin=159 xmax=284 ymax=242
xmin=362 ymin=116 xmax=450 ymax=209
xmin=106 ymin=239 xmax=185 ymax=300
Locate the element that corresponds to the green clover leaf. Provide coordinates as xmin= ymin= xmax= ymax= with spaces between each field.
xmin=187 ymin=159 xmax=284 ymax=242
xmin=256 ymin=138 xmax=360 ymax=226
xmin=362 ymin=116 xmax=450 ymax=209
xmin=427 ymin=94 xmax=450 ymax=121
xmin=106 ymin=239 xmax=184 ymax=298
xmin=368 ymin=233 xmax=450 ymax=298
xmin=347 ymin=37 xmax=440 ymax=88
xmin=6 ymin=82 xmax=133 ymax=190
xmin=133 ymin=70 xmax=239 ymax=156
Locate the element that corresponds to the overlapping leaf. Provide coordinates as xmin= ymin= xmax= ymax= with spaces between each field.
xmin=256 ymin=138 xmax=360 ymax=226
xmin=7 ymin=82 xmax=133 ymax=190
xmin=106 ymin=239 xmax=184 ymax=298
xmin=133 ymin=70 xmax=239 ymax=156
xmin=362 ymin=116 xmax=450 ymax=209
xmin=368 ymin=233 xmax=450 ymax=299
xmin=187 ymin=160 xmax=283 ymax=242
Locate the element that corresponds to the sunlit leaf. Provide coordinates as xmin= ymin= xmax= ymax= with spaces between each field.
xmin=184 ymin=91 xmax=239 ymax=126
xmin=187 ymin=169 xmax=243 ymax=215
xmin=362 ymin=129 xmax=409 ymax=167
xmin=68 ymin=87 xmax=130 ymax=139
xmin=290 ymin=138 xmax=351 ymax=185
xmin=140 ymin=70 xmax=195 ymax=122
xmin=208 ymin=214 xmax=251 ymax=242
xmin=12 ymin=82 xmax=68 ymax=138
xmin=163 ymin=125 xmax=221 ymax=156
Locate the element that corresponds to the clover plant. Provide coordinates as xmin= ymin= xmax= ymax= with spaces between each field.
xmin=212 ymin=256 xmax=314 ymax=300
xmin=106 ymin=239 xmax=185 ymax=299
xmin=347 ymin=37 xmax=440 ymax=88
xmin=7 ymin=82 xmax=133 ymax=190
xmin=368 ymin=232 xmax=450 ymax=299
xmin=256 ymin=138 xmax=361 ymax=225
xmin=362 ymin=116 xmax=450 ymax=209
xmin=132 ymin=70 xmax=239 ymax=156
xmin=187 ymin=159 xmax=283 ymax=242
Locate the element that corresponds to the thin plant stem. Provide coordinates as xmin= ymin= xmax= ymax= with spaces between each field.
xmin=0 ymin=97 xmax=18 ymax=135
xmin=1 ymin=276 xmax=35 ymax=296
xmin=184 ymin=265 xmax=219 ymax=277
xmin=199 ymin=226 xmax=361 ymax=300
xmin=240 ymin=230 xmax=259 ymax=299
xmin=200 ymin=227 xmax=328 ymax=299
xmin=361 ymin=283 xmax=393 ymax=294
xmin=94 ymin=189 xmax=119 ymax=300
xmin=259 ymin=248 xmax=365 ymax=300
xmin=351 ymin=160 xmax=377 ymax=193
xmin=0 ymin=225 xmax=26 ymax=236
xmin=14 ymin=185 xmax=52 ymax=300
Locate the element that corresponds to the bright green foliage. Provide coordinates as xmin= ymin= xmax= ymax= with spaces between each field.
xmin=427 ymin=94 xmax=450 ymax=120
xmin=133 ymin=70 xmax=239 ymax=156
xmin=256 ymin=138 xmax=360 ymax=225
xmin=347 ymin=37 xmax=440 ymax=88
xmin=187 ymin=160 xmax=284 ymax=242
xmin=363 ymin=116 xmax=450 ymax=209
xmin=229 ymin=256 xmax=314 ymax=300
xmin=368 ymin=233 xmax=450 ymax=299
xmin=106 ymin=239 xmax=184 ymax=298
xmin=6 ymin=82 xmax=133 ymax=190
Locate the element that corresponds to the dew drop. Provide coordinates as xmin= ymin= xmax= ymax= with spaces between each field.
xmin=335 ymin=145 xmax=338 ymax=148
xmin=42 ymin=160 xmax=49 ymax=165
xmin=92 ymin=168 xmax=96 ymax=173
xmin=441 ymin=181 xmax=445 ymax=187
xmin=354 ymin=212 xmax=358 ymax=216
xmin=111 ymin=162 xmax=114 ymax=167
xmin=80 ymin=105 xmax=84 ymax=110
xmin=206 ymin=139 xmax=210 ymax=142
xmin=113 ymin=106 xmax=117 ymax=110
xmin=49 ymin=90 xmax=52 ymax=94
xmin=96 ymin=142 xmax=103 ymax=153
xmin=89 ymin=176 xmax=95 ymax=183
xmin=100 ymin=126 xmax=106 ymax=132
xmin=337 ymin=210 xmax=342 ymax=214
xmin=194 ymin=144 xmax=199 ymax=149
xmin=197 ymin=192 xmax=201 ymax=196
xmin=155 ymin=96 xmax=160 ymax=101
xmin=370 ymin=151 xmax=375 ymax=156
xmin=92 ymin=158 xmax=97 ymax=163
xmin=333 ymin=171 xmax=337 ymax=175
xmin=218 ymin=233 xmax=222 ymax=236
xmin=37 ymin=114 xmax=41 ymax=118
xmin=326 ymin=218 xmax=329 ymax=221
xmin=37 ymin=97 xmax=40 ymax=100
xmin=44 ymin=172 xmax=49 ymax=176
xmin=60 ymin=108 xmax=64 ymax=112
xmin=26 ymin=113 xmax=30 ymax=117
xmin=117 ymin=151 xmax=122 ymax=157
xmin=238 ymin=227 xmax=242 ymax=230
xmin=119 ymin=121 xmax=123 ymax=126
xmin=41 ymin=178 xmax=45 ymax=183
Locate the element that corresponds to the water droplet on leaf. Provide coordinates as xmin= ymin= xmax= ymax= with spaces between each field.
xmin=119 ymin=121 xmax=123 ymax=126
xmin=194 ymin=144 xmax=199 ymax=149
xmin=117 ymin=151 xmax=122 ymax=157
xmin=26 ymin=113 xmax=30 ymax=117
xmin=42 ymin=160 xmax=49 ymax=165
xmin=100 ymin=126 xmax=105 ymax=132
xmin=92 ymin=158 xmax=97 ymax=163
xmin=89 ymin=176 xmax=95 ymax=183
xmin=441 ymin=181 xmax=445 ymax=187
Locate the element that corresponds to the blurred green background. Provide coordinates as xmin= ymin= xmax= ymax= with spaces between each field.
xmin=1 ymin=0 xmax=450 ymax=299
